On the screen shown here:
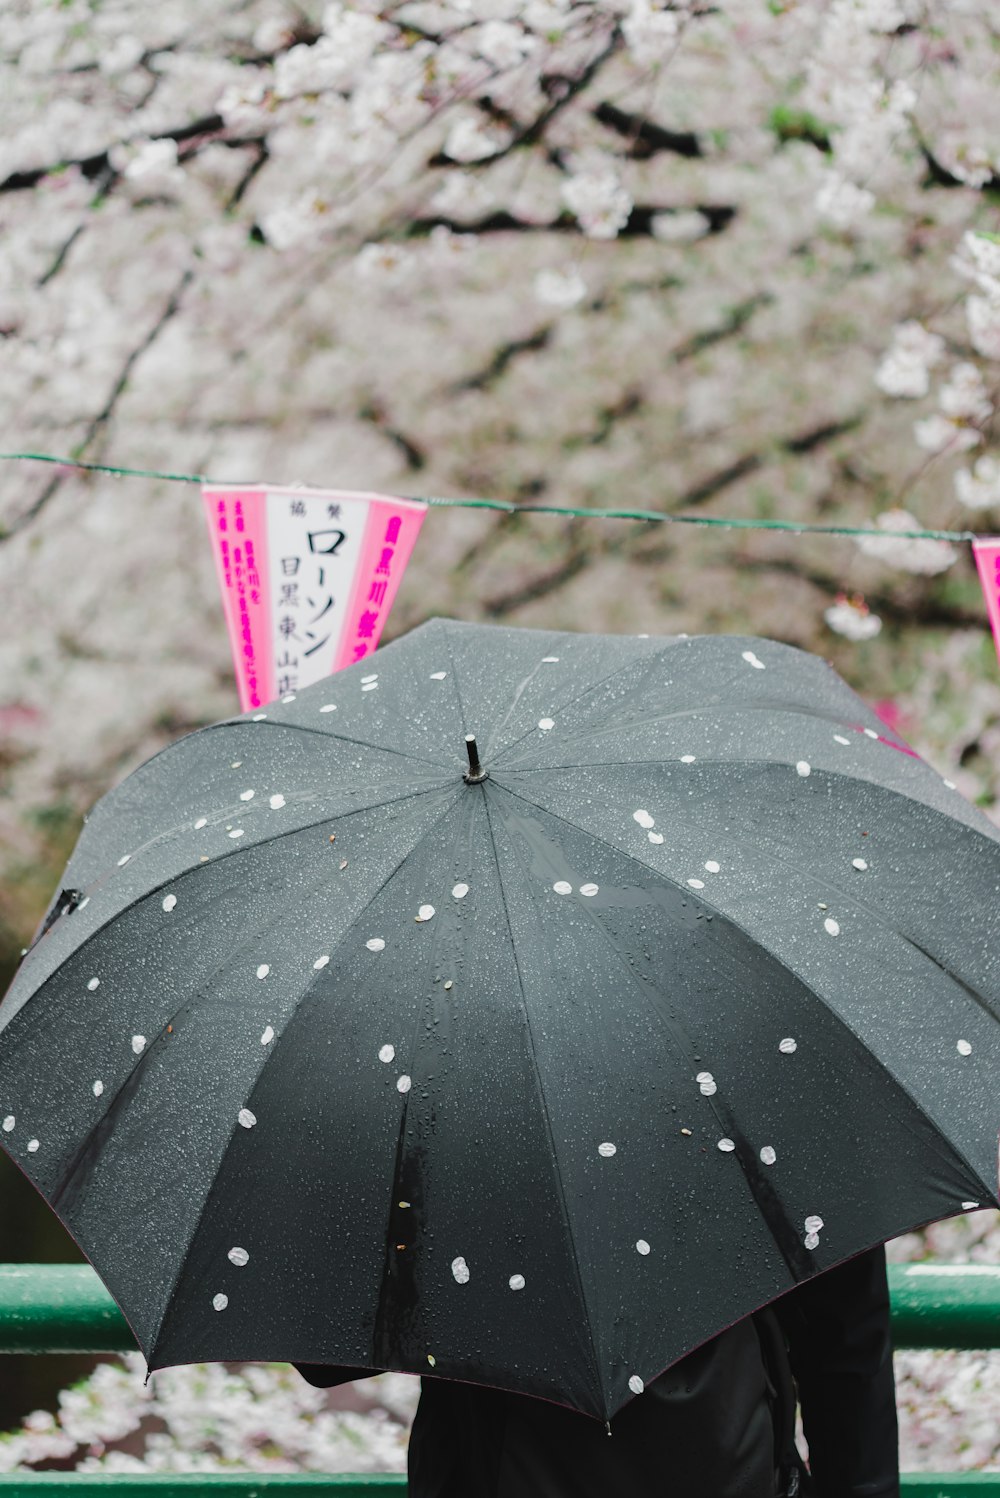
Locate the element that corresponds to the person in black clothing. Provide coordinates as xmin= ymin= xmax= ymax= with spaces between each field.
xmin=296 ymin=1245 xmax=899 ymax=1498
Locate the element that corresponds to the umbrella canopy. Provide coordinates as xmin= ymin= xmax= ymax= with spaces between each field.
xmin=2 ymin=619 xmax=999 ymax=1422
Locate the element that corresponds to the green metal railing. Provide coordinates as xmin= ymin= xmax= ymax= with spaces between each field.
xmin=2 ymin=1263 xmax=999 ymax=1493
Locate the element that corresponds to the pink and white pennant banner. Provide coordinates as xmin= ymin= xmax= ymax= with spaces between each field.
xmin=973 ymin=538 xmax=1000 ymax=671
xmin=202 ymin=485 xmax=427 ymax=711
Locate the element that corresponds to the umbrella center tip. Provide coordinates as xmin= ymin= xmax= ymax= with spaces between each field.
xmin=463 ymin=734 xmax=489 ymax=785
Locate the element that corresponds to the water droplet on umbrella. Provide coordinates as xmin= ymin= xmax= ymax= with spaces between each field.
xmin=864 ymin=728 xmax=878 ymax=739
xmin=580 ymin=883 xmax=599 ymax=897
xmin=416 ymin=904 xmax=436 ymax=922
xmin=824 ymin=918 xmax=840 ymax=936
xmin=367 ymin=938 xmax=386 ymax=952
xmin=680 ymin=755 xmax=696 ymax=764
xmin=796 ymin=762 xmax=811 ymax=778
xmin=718 ymin=1138 xmax=736 ymax=1152
xmin=833 ymin=734 xmax=850 ymax=745
xmin=538 ymin=718 xmax=555 ymax=731
xmin=194 ymin=818 xmax=207 ymax=829
xmin=213 ymin=1294 xmax=229 ymax=1311
xmin=87 ymin=977 xmax=100 ymax=992
xmin=779 ymin=1037 xmax=797 ymax=1054
xmin=379 ymin=1045 xmax=395 ymax=1063
xmin=598 ymin=1142 xmax=617 ymax=1157
xmin=629 ymin=1375 xmax=645 ymax=1395
xmin=131 ymin=1035 xmax=146 ymax=1055
xmin=636 ymin=1240 xmax=651 ymax=1255
xmin=804 ymin=1232 xmax=820 ymax=1250
xmin=93 ymin=1080 xmax=104 ymax=1097
xmin=430 ymin=672 xmax=447 ymax=680
xmin=117 ymin=854 xmax=131 ymax=867
xmin=648 ymin=832 xmax=664 ymax=845
xmin=238 ymin=1108 xmax=257 ymax=1128
xmin=452 ymin=883 xmax=469 ymax=899
xmin=804 ymin=1215 xmax=824 ymax=1232
xmin=451 ymin=1257 xmax=470 ymax=1284
xmin=27 ymin=1139 xmax=39 ymax=1153
xmin=162 ymin=895 xmax=177 ymax=912
xmin=397 ymin=1075 xmax=412 ymax=1094
xmin=240 ymin=790 xmax=255 ymax=801
xmin=553 ymin=881 xmax=572 ymax=895
xmin=742 ymin=651 xmax=765 ymax=670
xmin=260 ymin=1026 xmax=274 ymax=1046
xmin=687 ymin=878 xmax=705 ymax=890
xmin=760 ymin=1146 xmax=776 ymax=1166
xmin=1 ymin=1116 xmax=12 ymax=1132
xmin=957 ymin=1039 xmax=972 ymax=1055
xmin=509 ymin=1274 xmax=525 ymax=1291
xmin=704 ymin=861 xmax=720 ymax=873
xmin=852 ymin=858 xmax=868 ymax=871
xmin=320 ymin=704 xmax=337 ymax=713
xmin=228 ymin=1247 xmax=249 ymax=1267
xmin=633 ymin=810 xmax=655 ymax=829
xmin=257 ymin=964 xmax=270 ymax=979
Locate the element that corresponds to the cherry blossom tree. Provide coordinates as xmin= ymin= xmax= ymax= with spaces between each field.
xmin=1 ymin=0 xmax=999 ymax=1473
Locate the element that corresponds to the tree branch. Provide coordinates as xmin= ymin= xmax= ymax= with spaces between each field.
xmin=1 ymin=267 xmax=195 ymax=541
xmin=592 ymin=101 xmax=702 ymax=159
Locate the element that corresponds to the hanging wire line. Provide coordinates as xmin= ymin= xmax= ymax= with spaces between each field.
xmin=0 ymin=449 xmax=983 ymax=543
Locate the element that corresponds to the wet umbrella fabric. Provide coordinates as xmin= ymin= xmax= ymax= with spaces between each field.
xmin=1 ymin=619 xmax=999 ymax=1423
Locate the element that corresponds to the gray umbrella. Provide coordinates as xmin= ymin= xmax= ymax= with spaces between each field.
xmin=1 ymin=619 xmax=998 ymax=1421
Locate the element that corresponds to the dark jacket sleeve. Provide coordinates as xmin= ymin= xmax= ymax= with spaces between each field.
xmin=292 ymin=1363 xmax=377 ymax=1389
xmin=775 ymin=1246 xmax=899 ymax=1498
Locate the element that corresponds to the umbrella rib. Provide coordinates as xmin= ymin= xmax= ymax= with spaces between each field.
xmin=492 ymin=779 xmax=1000 ymax=1205
xmin=48 ymin=784 xmax=464 ymax=1324
xmin=130 ymin=783 xmax=467 ymax=1364
xmin=200 ymin=715 xmax=448 ymax=771
xmin=495 ymin=700 xmax=912 ymax=770
xmin=497 ymin=749 xmax=988 ymax=842
xmin=9 ymin=783 xmax=453 ymax=1024
xmin=480 ymin=790 xmax=606 ymax=1409
xmin=486 ymin=638 xmax=688 ymax=765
